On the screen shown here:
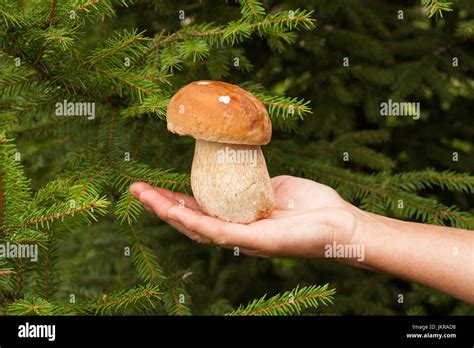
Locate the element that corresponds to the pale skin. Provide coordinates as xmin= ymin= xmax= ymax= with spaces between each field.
xmin=130 ymin=175 xmax=474 ymax=304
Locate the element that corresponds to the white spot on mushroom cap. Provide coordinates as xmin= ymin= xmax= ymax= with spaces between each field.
xmin=218 ymin=95 xmax=231 ymax=104
xmin=197 ymin=81 xmax=210 ymax=85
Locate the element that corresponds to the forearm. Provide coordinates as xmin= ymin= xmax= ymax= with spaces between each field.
xmin=347 ymin=208 xmax=474 ymax=304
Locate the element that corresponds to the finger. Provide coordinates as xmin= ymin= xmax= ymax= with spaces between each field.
xmin=137 ymin=187 xmax=211 ymax=243
xmin=167 ymin=204 xmax=263 ymax=250
xmin=137 ymin=187 xmax=178 ymax=223
xmin=167 ymin=219 xmax=212 ymax=244
xmin=153 ymin=186 xmax=201 ymax=211
xmin=137 ymin=186 xmax=267 ymax=251
xmin=237 ymin=247 xmax=271 ymax=258
xmin=130 ymin=182 xmax=153 ymax=198
xmin=269 ymin=176 xmax=297 ymax=211
xmin=141 ymin=202 xmax=154 ymax=214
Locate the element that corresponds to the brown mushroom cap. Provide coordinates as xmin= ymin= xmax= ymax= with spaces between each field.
xmin=166 ymin=80 xmax=272 ymax=145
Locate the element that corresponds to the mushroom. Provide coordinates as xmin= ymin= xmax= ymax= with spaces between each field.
xmin=166 ymin=80 xmax=274 ymax=224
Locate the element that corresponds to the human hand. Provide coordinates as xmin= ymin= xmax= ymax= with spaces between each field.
xmin=130 ymin=175 xmax=358 ymax=258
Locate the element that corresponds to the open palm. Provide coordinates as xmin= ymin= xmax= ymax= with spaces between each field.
xmin=130 ymin=175 xmax=357 ymax=258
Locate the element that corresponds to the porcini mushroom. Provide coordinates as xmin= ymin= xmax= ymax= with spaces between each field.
xmin=166 ymin=80 xmax=274 ymax=224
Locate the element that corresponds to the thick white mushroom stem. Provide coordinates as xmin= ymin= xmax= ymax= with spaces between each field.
xmin=191 ymin=139 xmax=274 ymax=224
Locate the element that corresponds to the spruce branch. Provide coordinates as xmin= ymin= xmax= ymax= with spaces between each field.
xmin=95 ymin=67 xmax=160 ymax=100
xmin=73 ymin=0 xmax=115 ymax=19
xmin=223 ymin=21 xmax=253 ymax=45
xmin=106 ymin=108 xmax=117 ymax=159
xmin=45 ymin=0 xmax=58 ymax=27
xmin=238 ymin=0 xmax=266 ymax=19
xmin=77 ymin=0 xmax=101 ymax=11
xmin=206 ymin=47 xmax=253 ymax=79
xmin=387 ymin=169 xmax=474 ymax=193
xmin=39 ymin=258 xmax=54 ymax=299
xmin=342 ymin=146 xmax=396 ymax=171
xmin=116 ymin=191 xmax=143 ymax=225
xmin=7 ymin=228 xmax=48 ymax=245
xmin=333 ymin=130 xmax=391 ymax=146
xmin=75 ymin=174 xmax=105 ymax=197
xmin=88 ymin=29 xmax=148 ymax=67
xmin=14 ymin=259 xmax=25 ymax=298
xmin=0 ymin=111 xmax=20 ymax=131
xmin=38 ymin=27 xmax=77 ymax=52
xmin=0 ymin=0 xmax=25 ymax=28
xmin=0 ymin=271 xmax=14 ymax=301
xmin=382 ymin=190 xmax=474 ymax=228
xmin=67 ymin=0 xmax=134 ymax=24
xmin=158 ymin=44 xmax=183 ymax=73
xmin=0 ymin=259 xmax=14 ymax=295
xmin=421 ymin=0 xmax=453 ymax=19
xmin=176 ymin=39 xmax=210 ymax=62
xmin=0 ymin=139 xmax=33 ymax=232
xmin=30 ymin=167 xmax=109 ymax=209
xmin=131 ymin=120 xmax=147 ymax=158
xmin=92 ymin=283 xmax=161 ymax=315
xmin=121 ymin=94 xmax=170 ymax=119
xmin=112 ymin=164 xmax=190 ymax=193
xmin=6 ymin=296 xmax=69 ymax=316
xmin=0 ymin=269 xmax=14 ymax=276
xmin=226 ymin=284 xmax=335 ymax=316
xmin=32 ymin=228 xmax=59 ymax=301
xmin=0 ymin=60 xmax=40 ymax=97
xmin=161 ymin=271 xmax=192 ymax=316
xmin=153 ymin=9 xmax=315 ymax=49
xmin=322 ymin=131 xmax=396 ymax=170
xmin=456 ymin=20 xmax=474 ymax=39
xmin=264 ymin=27 xmax=297 ymax=52
xmin=251 ymin=9 xmax=316 ymax=32
xmin=2 ymin=198 xmax=110 ymax=234
xmin=125 ymin=224 xmax=165 ymax=283
xmin=0 ymin=171 xmax=4 ymax=237
xmin=6 ymin=283 xmax=159 ymax=315
xmin=250 ymin=92 xmax=312 ymax=131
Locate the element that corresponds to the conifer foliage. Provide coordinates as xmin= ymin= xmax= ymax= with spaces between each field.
xmin=0 ymin=0 xmax=334 ymax=316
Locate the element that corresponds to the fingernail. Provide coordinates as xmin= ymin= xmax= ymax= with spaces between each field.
xmin=129 ymin=184 xmax=139 ymax=197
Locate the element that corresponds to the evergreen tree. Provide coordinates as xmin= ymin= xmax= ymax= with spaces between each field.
xmin=0 ymin=0 xmax=334 ymax=316
xmin=0 ymin=0 xmax=472 ymax=316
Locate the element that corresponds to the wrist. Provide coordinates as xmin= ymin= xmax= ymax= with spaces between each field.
xmin=337 ymin=205 xmax=382 ymax=269
xmin=347 ymin=206 xmax=407 ymax=270
xmin=321 ymin=204 xmax=374 ymax=267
